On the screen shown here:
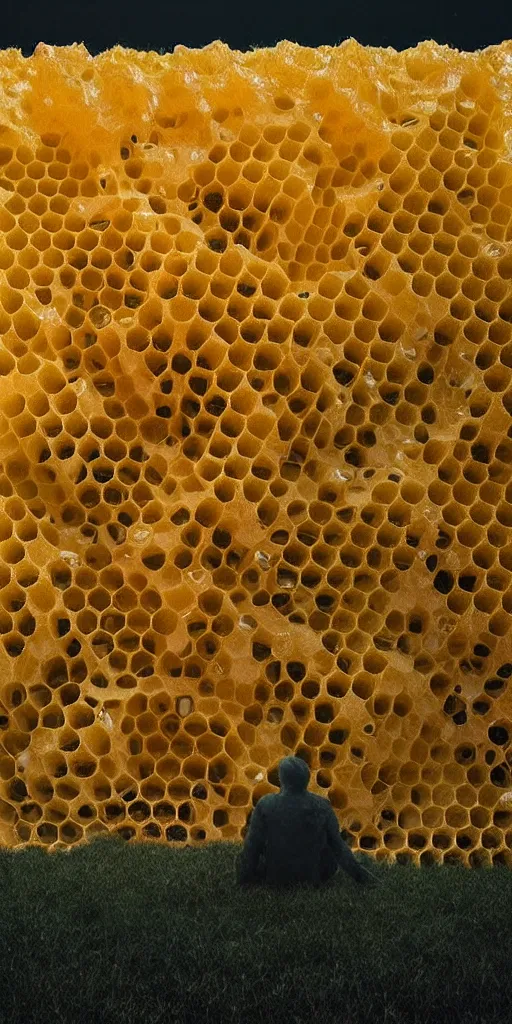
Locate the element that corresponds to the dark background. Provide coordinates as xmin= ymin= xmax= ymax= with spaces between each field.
xmin=0 ymin=0 xmax=510 ymax=56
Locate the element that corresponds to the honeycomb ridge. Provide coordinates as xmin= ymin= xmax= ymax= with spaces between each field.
xmin=0 ymin=39 xmax=511 ymax=867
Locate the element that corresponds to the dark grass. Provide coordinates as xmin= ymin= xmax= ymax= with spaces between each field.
xmin=1 ymin=834 xmax=511 ymax=1024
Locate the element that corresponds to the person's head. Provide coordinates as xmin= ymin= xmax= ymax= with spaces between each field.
xmin=278 ymin=755 xmax=310 ymax=792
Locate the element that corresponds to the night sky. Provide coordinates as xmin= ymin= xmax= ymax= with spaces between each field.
xmin=0 ymin=0 xmax=510 ymax=57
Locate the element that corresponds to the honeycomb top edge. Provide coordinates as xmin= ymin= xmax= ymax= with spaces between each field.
xmin=0 ymin=38 xmax=511 ymax=62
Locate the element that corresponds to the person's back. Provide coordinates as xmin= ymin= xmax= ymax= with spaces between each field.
xmin=235 ymin=756 xmax=379 ymax=888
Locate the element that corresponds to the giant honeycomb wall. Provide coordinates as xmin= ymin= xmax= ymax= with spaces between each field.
xmin=0 ymin=39 xmax=511 ymax=868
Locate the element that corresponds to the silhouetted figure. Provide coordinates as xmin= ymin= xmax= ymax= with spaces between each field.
xmin=235 ymin=755 xmax=379 ymax=888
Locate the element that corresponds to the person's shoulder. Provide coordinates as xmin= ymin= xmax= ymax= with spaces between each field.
xmin=258 ymin=792 xmax=277 ymax=806
xmin=309 ymin=793 xmax=334 ymax=814
xmin=256 ymin=792 xmax=331 ymax=810
xmin=254 ymin=793 xmax=276 ymax=810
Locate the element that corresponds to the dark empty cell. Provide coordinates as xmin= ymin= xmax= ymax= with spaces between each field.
xmin=266 ymin=659 xmax=282 ymax=684
xmin=19 ymin=615 xmax=35 ymax=637
xmin=345 ymin=447 xmax=362 ymax=467
xmin=272 ymin=594 xmax=290 ymax=610
xmin=39 ymin=448 xmax=51 ymax=462
xmin=409 ymin=616 xmax=423 ymax=633
xmin=129 ymin=445 xmax=148 ymax=462
xmin=336 ymin=656 xmax=351 ymax=673
xmin=293 ymin=328 xmax=312 ymax=348
xmin=87 ymin=448 xmax=100 ymax=462
xmin=212 ymin=528 xmax=231 ymax=548
xmin=374 ymin=635 xmax=393 ymax=650
xmin=336 ymin=507 xmax=353 ymax=522
xmin=252 ymin=642 xmax=271 ymax=661
xmin=297 ymin=529 xmax=317 ymax=546
xmin=425 ymin=555 xmax=438 ymax=572
xmin=434 ymin=329 xmax=454 ymax=347
xmin=237 ymin=282 xmax=256 ymax=296
xmin=435 ymin=530 xmax=451 ymax=549
xmin=316 ymin=593 xmax=335 ymax=610
xmin=287 ymin=661 xmax=306 ymax=681
xmin=414 ymin=425 xmax=429 ymax=444
xmin=171 ymin=508 xmax=189 ymax=525
xmin=485 ymin=678 xmax=504 ymax=695
xmin=189 ymin=376 xmax=208 ymax=396
xmin=359 ymin=430 xmax=376 ymax=447
xmin=281 ymin=461 xmax=300 ymax=481
xmin=6 ymin=638 xmax=23 ymax=655
xmin=208 ymin=237 xmax=226 ymax=252
xmin=433 ymin=570 xmax=454 ymax=594
xmin=105 ymin=487 xmax=122 ymax=505
xmin=397 ymin=634 xmax=411 ymax=654
xmin=473 ymin=700 xmax=490 ymax=715
xmin=253 ymin=465 xmax=272 ymax=480
xmin=417 ymin=364 xmax=434 ymax=384
xmin=274 ymin=374 xmax=291 ymax=395
xmin=406 ymin=535 xmax=419 ymax=547
xmin=67 ymin=639 xmax=81 ymax=657
xmin=57 ymin=618 xmax=70 ymax=636
xmin=421 ymin=406 xmax=436 ymax=424
xmin=298 ymin=291 xmax=310 ymax=297
xmin=333 ymin=365 xmax=354 ymax=386
xmin=118 ymin=512 xmax=133 ymax=527
xmin=383 ymin=390 xmax=399 ymax=405
xmin=160 ymin=381 xmax=173 ymax=394
xmin=220 ymin=209 xmax=239 ymax=232
xmin=363 ymin=262 xmax=380 ymax=280
xmin=181 ymin=419 xmax=191 ymax=438
xmin=271 ymin=530 xmax=289 ymax=544
xmin=142 ymin=552 xmax=165 ymax=570
xmin=444 ymin=696 xmax=460 ymax=717
xmin=58 ymin=445 xmax=75 ymax=459
xmin=471 ymin=443 xmax=490 ymax=463
xmin=107 ymin=523 xmax=126 ymax=544
xmin=205 ymin=396 xmax=226 ymax=416
xmin=288 ymin=398 xmax=307 ymax=414
xmin=203 ymin=192 xmax=223 ymax=213
xmin=120 ymin=147 xmax=130 ymax=159
xmin=474 ymin=643 xmax=490 ymax=657
xmin=181 ymin=398 xmax=200 ymax=418
xmin=320 ymin=488 xmax=337 ymax=504
xmin=156 ymin=406 xmax=172 ymax=418
xmin=459 ymin=574 xmax=476 ymax=592
xmin=93 ymin=467 xmax=114 ymax=483
xmin=172 ymin=354 xmax=192 ymax=375
xmin=497 ymin=663 xmax=512 ymax=679
xmin=489 ymin=724 xmax=509 ymax=745
xmin=226 ymin=548 xmax=244 ymax=568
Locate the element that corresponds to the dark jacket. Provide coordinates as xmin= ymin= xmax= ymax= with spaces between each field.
xmin=235 ymin=756 xmax=371 ymax=887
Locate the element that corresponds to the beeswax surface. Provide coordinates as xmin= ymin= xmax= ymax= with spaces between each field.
xmin=0 ymin=40 xmax=510 ymax=864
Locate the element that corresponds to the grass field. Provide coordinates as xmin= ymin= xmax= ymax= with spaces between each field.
xmin=0 ymin=833 xmax=511 ymax=1024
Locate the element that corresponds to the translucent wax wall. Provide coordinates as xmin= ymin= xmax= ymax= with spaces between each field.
xmin=0 ymin=39 xmax=510 ymax=866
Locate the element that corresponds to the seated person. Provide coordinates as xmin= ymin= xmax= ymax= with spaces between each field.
xmin=235 ymin=755 xmax=379 ymax=888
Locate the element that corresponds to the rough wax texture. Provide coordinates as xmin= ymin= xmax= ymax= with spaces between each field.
xmin=0 ymin=40 xmax=511 ymax=866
